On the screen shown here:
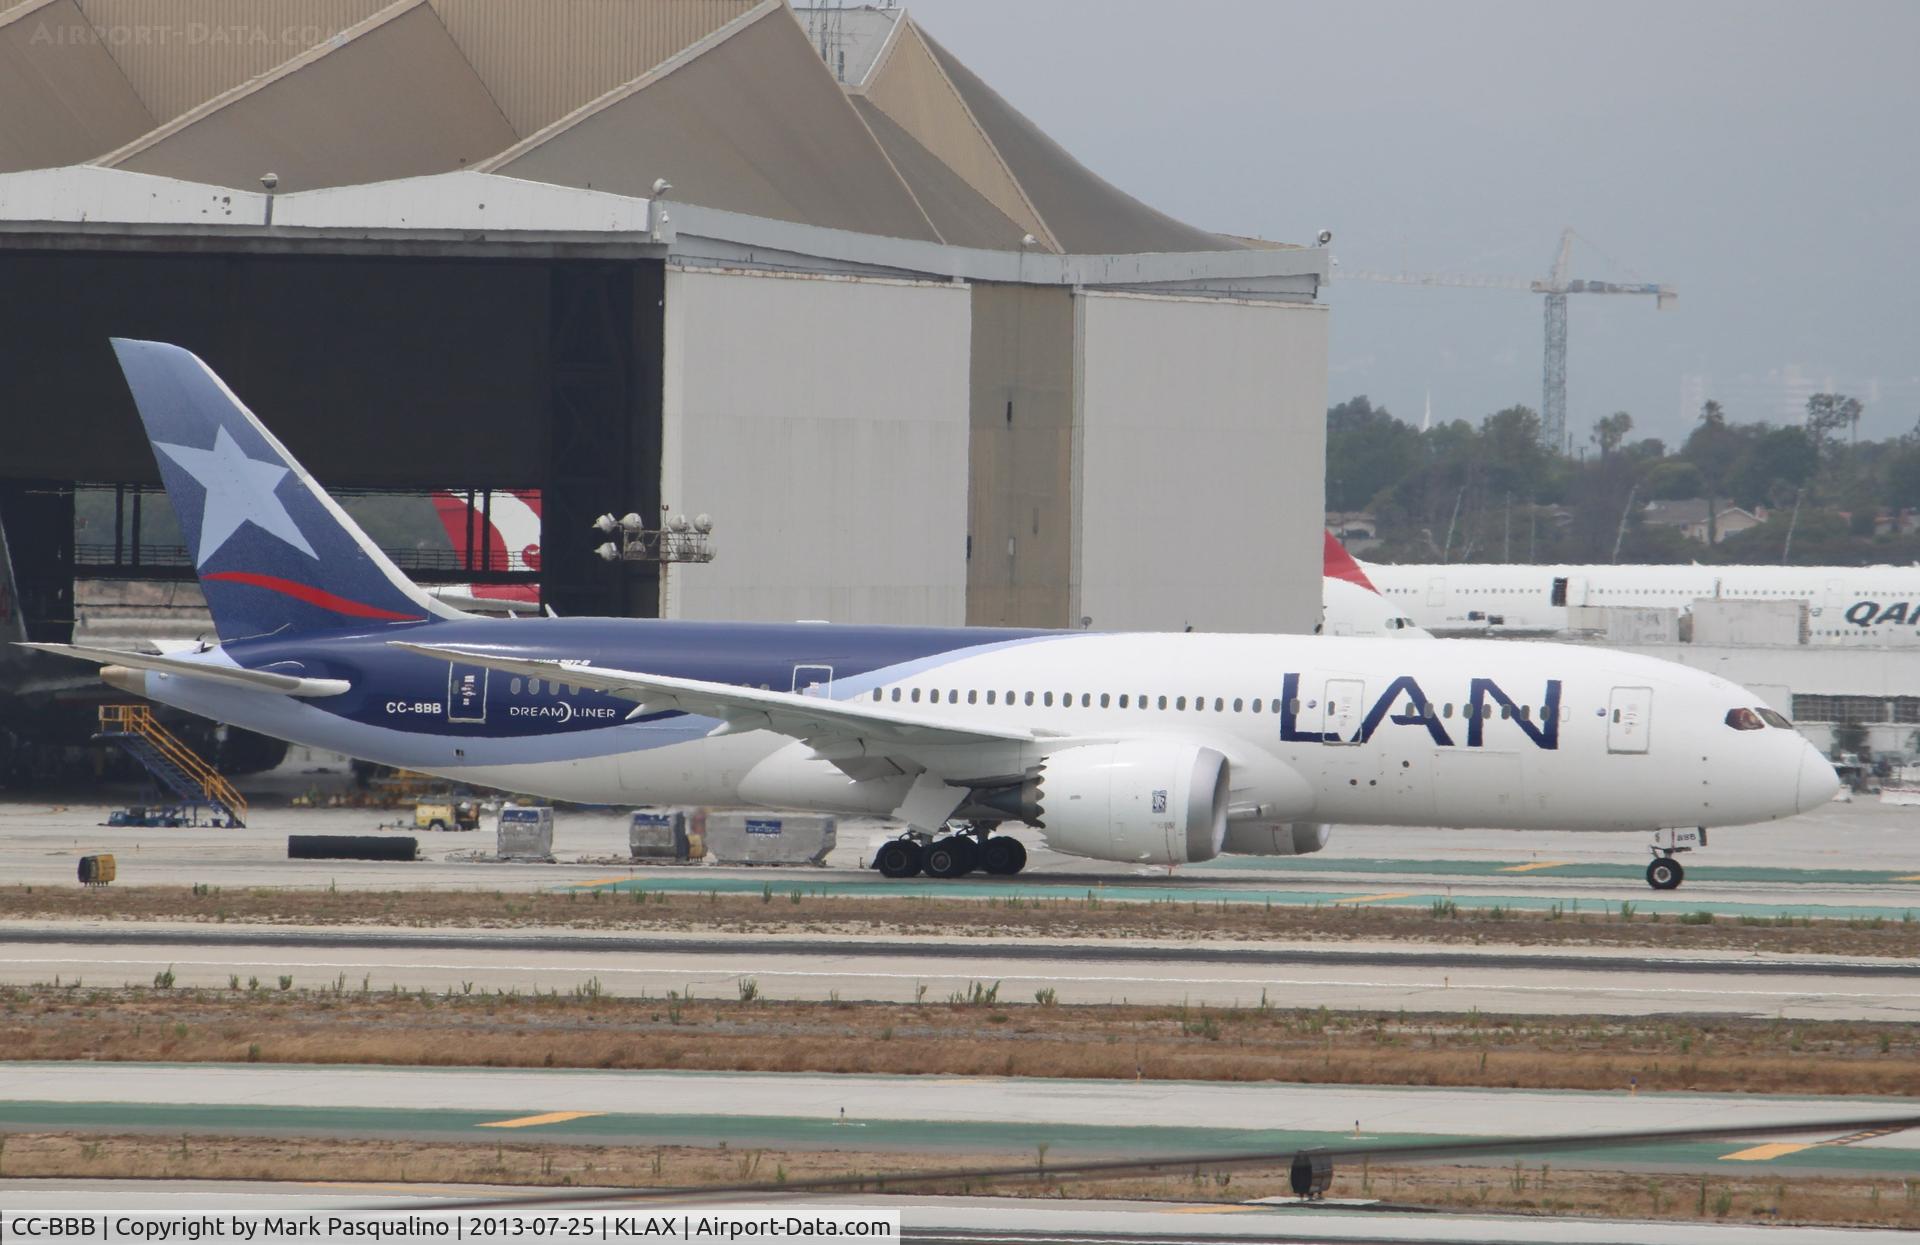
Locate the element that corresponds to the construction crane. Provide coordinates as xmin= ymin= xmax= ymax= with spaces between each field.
xmin=1335 ymin=228 xmax=1676 ymax=452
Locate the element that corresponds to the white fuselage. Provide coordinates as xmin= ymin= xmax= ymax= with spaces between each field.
xmin=1363 ymin=562 xmax=1920 ymax=644
xmin=141 ymin=632 xmax=1833 ymax=844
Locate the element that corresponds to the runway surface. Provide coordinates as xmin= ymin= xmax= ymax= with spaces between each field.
xmin=0 ymin=1182 xmax=1896 ymax=1245
xmin=3 ymin=921 xmax=1913 ymax=1020
xmin=2 ymin=1064 xmax=1915 ymax=1182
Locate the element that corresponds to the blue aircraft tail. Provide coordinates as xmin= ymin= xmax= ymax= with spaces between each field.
xmin=110 ymin=338 xmax=460 ymax=642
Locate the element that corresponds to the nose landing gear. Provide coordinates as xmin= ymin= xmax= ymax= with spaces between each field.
xmin=1645 ymin=827 xmax=1705 ymax=890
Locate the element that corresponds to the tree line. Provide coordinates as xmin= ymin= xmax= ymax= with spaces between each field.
xmin=1327 ymin=393 xmax=1920 ymax=565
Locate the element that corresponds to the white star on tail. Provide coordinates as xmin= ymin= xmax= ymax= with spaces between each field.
xmin=154 ymin=427 xmax=317 ymax=568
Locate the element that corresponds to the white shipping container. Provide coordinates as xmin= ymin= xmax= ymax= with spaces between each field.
xmin=704 ymin=811 xmax=835 ymax=865
xmin=630 ymin=809 xmax=692 ymax=861
xmin=497 ymin=805 xmax=555 ymax=860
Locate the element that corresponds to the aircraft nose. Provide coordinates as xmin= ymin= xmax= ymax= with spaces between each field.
xmin=1796 ymin=744 xmax=1841 ymax=812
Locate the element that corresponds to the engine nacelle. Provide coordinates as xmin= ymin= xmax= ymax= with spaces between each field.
xmin=1222 ymin=821 xmax=1332 ymax=857
xmin=1030 ymin=742 xmax=1228 ymax=865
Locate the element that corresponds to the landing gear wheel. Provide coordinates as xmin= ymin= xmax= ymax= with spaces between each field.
xmin=875 ymin=839 xmax=924 ymax=879
xmin=1646 ymin=856 xmax=1684 ymax=890
xmin=981 ymin=836 xmax=1027 ymax=876
xmin=924 ymin=837 xmax=975 ymax=878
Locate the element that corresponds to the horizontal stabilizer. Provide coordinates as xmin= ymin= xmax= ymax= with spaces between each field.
xmin=16 ymin=643 xmax=350 ymax=698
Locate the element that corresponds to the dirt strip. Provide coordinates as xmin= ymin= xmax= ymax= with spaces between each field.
xmin=0 ymin=1133 xmax=1912 ymax=1229
xmin=4 ymin=885 xmax=1918 ymax=956
xmin=4 ymin=984 xmax=1915 ymax=1095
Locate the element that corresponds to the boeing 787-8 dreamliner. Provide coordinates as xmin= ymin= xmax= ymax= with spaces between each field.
xmin=28 ymin=342 xmax=1838 ymax=890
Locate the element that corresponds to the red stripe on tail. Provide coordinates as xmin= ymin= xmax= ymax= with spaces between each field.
xmin=205 ymin=571 xmax=423 ymax=621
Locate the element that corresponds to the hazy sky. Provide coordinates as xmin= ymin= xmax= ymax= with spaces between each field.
xmin=904 ymin=0 xmax=1920 ymax=448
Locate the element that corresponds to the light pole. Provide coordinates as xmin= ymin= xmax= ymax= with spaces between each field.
xmin=592 ymin=509 xmax=715 ymax=618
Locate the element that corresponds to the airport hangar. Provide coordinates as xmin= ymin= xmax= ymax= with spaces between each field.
xmin=0 ymin=0 xmax=1330 ymax=650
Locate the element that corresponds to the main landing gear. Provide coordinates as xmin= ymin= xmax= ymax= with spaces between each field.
xmin=1645 ymin=827 xmax=1706 ymax=891
xmin=874 ymin=823 xmax=1027 ymax=879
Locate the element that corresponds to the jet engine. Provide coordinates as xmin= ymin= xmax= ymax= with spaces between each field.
xmin=1018 ymin=742 xmax=1229 ymax=866
xmin=1222 ymin=821 xmax=1331 ymax=856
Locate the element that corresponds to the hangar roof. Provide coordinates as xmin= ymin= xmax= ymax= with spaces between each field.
xmin=0 ymin=0 xmax=1257 ymax=253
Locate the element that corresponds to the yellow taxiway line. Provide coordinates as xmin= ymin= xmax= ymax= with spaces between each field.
xmin=1333 ymin=891 xmax=1418 ymax=905
xmin=1721 ymin=1142 xmax=1814 ymax=1161
xmin=478 ymin=1111 xmax=604 ymax=1129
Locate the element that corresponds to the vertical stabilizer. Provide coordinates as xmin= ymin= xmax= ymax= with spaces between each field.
xmin=1323 ymin=532 xmax=1379 ymax=593
xmin=110 ymin=339 xmax=462 ymax=641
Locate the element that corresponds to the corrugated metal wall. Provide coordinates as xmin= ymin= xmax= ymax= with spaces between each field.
xmin=862 ymin=22 xmax=1048 ymax=247
xmin=1072 ymin=291 xmax=1328 ymax=635
xmin=495 ymin=7 xmax=938 ymax=241
xmin=965 ymin=283 xmax=1074 ymax=628
xmin=431 ymin=0 xmax=753 ymax=136
xmin=662 ymin=267 xmax=971 ymax=625
xmin=110 ymin=2 xmax=519 ymax=192
xmin=0 ymin=0 xmax=155 ymax=171
xmin=76 ymin=0 xmax=385 ymax=123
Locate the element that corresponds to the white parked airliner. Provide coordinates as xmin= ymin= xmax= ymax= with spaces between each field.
xmin=1357 ymin=553 xmax=1920 ymax=644
xmin=27 ymin=342 xmax=1839 ymax=891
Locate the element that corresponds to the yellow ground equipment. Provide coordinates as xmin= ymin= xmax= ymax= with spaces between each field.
xmin=95 ymin=705 xmax=247 ymax=827
xmin=415 ymin=798 xmax=480 ymax=831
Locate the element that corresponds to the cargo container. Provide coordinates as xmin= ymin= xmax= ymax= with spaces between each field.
xmin=78 ymin=854 xmax=116 ymax=885
xmin=703 ymin=812 xmax=835 ymax=866
xmin=497 ymin=805 xmax=555 ymax=861
xmin=629 ymin=809 xmax=706 ymax=862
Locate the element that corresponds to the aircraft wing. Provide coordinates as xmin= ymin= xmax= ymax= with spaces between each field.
xmin=391 ymin=641 xmax=1039 ymax=754
xmin=17 ymin=643 xmax=351 ymax=698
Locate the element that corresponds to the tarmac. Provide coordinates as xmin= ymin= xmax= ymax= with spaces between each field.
xmin=2 ymin=1063 xmax=1915 ymax=1180
xmin=0 ymin=1182 xmax=1902 ymax=1245
xmin=2 ymin=922 xmax=1915 ymax=1019
xmin=2 ymin=792 xmax=1918 ymax=921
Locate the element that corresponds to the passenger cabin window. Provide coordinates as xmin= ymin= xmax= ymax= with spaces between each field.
xmin=511 ymin=678 xmax=523 ymax=694
xmin=911 ymin=689 xmax=921 ymax=703
xmin=891 ymin=688 xmax=901 ymax=702
xmin=1044 ymin=692 xmax=1054 ymax=706
xmin=529 ymin=679 xmax=542 ymax=695
xmin=1725 ymin=707 xmax=1765 ymax=731
xmin=967 ymin=690 xmax=977 ymax=704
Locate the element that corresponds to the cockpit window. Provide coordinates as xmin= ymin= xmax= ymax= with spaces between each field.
xmin=1757 ymin=708 xmax=1793 ymax=729
xmin=1724 ymin=707 xmax=1765 ymax=731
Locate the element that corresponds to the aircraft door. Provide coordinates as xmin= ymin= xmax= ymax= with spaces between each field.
xmin=1320 ymin=679 xmax=1365 ymax=745
xmin=446 ymin=662 xmax=489 ymax=723
xmin=1607 ymin=686 xmax=1652 ymax=754
xmin=1425 ymin=577 xmax=1446 ymax=608
xmin=791 ymin=664 xmax=834 ymax=697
